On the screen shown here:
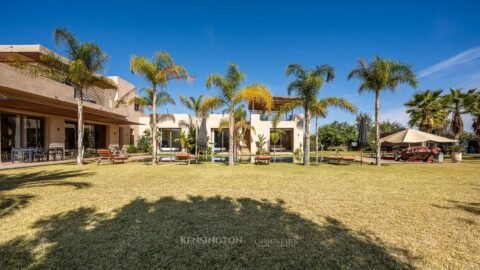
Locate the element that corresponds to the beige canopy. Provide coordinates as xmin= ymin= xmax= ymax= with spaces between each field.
xmin=380 ymin=129 xmax=457 ymax=144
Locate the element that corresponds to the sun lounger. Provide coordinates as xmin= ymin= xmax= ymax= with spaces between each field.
xmin=97 ymin=149 xmax=129 ymax=165
xmin=176 ymin=152 xmax=198 ymax=164
xmin=255 ymin=155 xmax=271 ymax=165
xmin=326 ymin=156 xmax=355 ymax=165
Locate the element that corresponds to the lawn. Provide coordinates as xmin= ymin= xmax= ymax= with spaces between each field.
xmin=0 ymin=161 xmax=478 ymax=269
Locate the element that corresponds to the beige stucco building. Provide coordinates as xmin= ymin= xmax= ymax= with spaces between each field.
xmin=0 ymin=44 xmax=304 ymax=162
xmin=139 ymin=99 xmax=305 ymax=155
xmin=0 ymin=45 xmax=144 ymax=162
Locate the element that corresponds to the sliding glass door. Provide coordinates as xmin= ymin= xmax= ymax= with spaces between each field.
xmin=160 ymin=128 xmax=181 ymax=152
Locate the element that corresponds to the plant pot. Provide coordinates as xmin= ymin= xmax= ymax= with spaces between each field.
xmin=451 ymin=152 xmax=462 ymax=163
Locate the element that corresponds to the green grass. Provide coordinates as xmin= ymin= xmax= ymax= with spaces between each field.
xmin=0 ymin=160 xmax=479 ymax=269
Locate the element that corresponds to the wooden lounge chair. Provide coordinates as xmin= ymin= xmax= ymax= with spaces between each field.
xmin=255 ymin=155 xmax=271 ymax=165
xmin=326 ymin=156 xmax=355 ymax=165
xmin=97 ymin=149 xmax=129 ymax=165
xmin=175 ymin=152 xmax=198 ymax=164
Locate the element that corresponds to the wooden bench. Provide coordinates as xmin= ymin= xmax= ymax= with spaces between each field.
xmin=255 ymin=155 xmax=272 ymax=165
xmin=97 ymin=149 xmax=129 ymax=165
xmin=326 ymin=156 xmax=355 ymax=165
xmin=175 ymin=152 xmax=198 ymax=164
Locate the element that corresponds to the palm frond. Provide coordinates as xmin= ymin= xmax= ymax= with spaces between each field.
xmin=200 ymin=96 xmax=226 ymax=113
xmin=235 ymin=83 xmax=273 ymax=111
xmin=53 ymin=27 xmax=79 ymax=58
xmin=272 ymin=100 xmax=303 ymax=128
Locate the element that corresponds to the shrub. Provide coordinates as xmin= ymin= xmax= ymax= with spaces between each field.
xmin=127 ymin=145 xmax=138 ymax=153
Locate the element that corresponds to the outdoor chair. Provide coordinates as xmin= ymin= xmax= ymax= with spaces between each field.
xmin=326 ymin=156 xmax=355 ymax=165
xmin=96 ymin=149 xmax=129 ymax=165
xmin=255 ymin=155 xmax=271 ymax=165
xmin=175 ymin=152 xmax=198 ymax=165
xmin=34 ymin=148 xmax=48 ymax=162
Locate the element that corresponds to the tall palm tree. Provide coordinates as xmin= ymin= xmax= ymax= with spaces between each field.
xmin=467 ymin=89 xmax=480 ymax=147
xmin=444 ymin=88 xmax=475 ymax=142
xmin=311 ymin=97 xmax=357 ymax=161
xmin=273 ymin=64 xmax=335 ymax=165
xmin=13 ymin=27 xmax=113 ymax=165
xmin=204 ymin=64 xmax=272 ymax=166
xmin=219 ymin=106 xmax=255 ymax=160
xmin=130 ymin=51 xmax=189 ymax=164
xmin=348 ymin=56 xmax=417 ymax=166
xmin=179 ymin=95 xmax=211 ymax=155
xmin=404 ymin=89 xmax=448 ymax=133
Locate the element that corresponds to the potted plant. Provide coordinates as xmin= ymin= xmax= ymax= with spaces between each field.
xmin=449 ymin=145 xmax=465 ymax=163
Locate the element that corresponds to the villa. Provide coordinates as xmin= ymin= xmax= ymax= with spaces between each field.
xmin=0 ymin=45 xmax=304 ymax=163
xmin=0 ymin=45 xmax=143 ymax=162
xmin=140 ymin=96 xmax=304 ymax=155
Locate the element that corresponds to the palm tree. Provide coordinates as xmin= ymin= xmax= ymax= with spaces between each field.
xmin=311 ymin=97 xmax=357 ymax=161
xmin=130 ymin=51 xmax=189 ymax=164
xmin=219 ymin=106 xmax=255 ymax=161
xmin=204 ymin=64 xmax=272 ymax=166
xmin=348 ymin=56 xmax=417 ymax=166
xmin=444 ymin=88 xmax=476 ymax=142
xmin=404 ymin=89 xmax=448 ymax=133
xmin=179 ymin=95 xmax=215 ymax=155
xmin=273 ymin=64 xmax=335 ymax=165
xmin=13 ymin=27 xmax=113 ymax=165
xmin=270 ymin=129 xmax=284 ymax=160
xmin=467 ymin=89 xmax=480 ymax=147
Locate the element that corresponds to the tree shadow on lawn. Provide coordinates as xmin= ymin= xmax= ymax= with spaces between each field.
xmin=0 ymin=170 xmax=93 ymax=219
xmin=432 ymin=200 xmax=480 ymax=216
xmin=0 ymin=196 xmax=417 ymax=269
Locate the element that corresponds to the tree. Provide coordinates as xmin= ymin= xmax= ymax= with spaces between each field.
xmin=219 ymin=106 xmax=255 ymax=161
xmin=404 ymin=89 xmax=448 ymax=133
xmin=348 ymin=56 xmax=417 ymax=166
xmin=179 ymin=95 xmax=211 ymax=155
xmin=317 ymin=121 xmax=358 ymax=149
xmin=12 ymin=27 xmax=113 ymax=165
xmin=444 ymin=88 xmax=476 ymax=142
xmin=273 ymin=64 xmax=336 ymax=165
xmin=204 ymin=64 xmax=272 ymax=166
xmin=311 ymin=97 xmax=356 ymax=161
xmin=379 ymin=120 xmax=404 ymax=133
xmin=130 ymin=51 xmax=189 ymax=164
xmin=466 ymin=89 xmax=480 ymax=149
xmin=270 ymin=129 xmax=284 ymax=159
xmin=255 ymin=134 xmax=268 ymax=155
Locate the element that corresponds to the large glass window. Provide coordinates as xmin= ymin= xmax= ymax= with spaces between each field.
xmin=159 ymin=128 xmax=181 ymax=152
xmin=1 ymin=113 xmax=21 ymax=161
xmin=270 ymin=129 xmax=293 ymax=152
xmin=212 ymin=128 xmax=229 ymax=152
xmin=65 ymin=121 xmax=106 ymax=150
xmin=24 ymin=116 xmax=45 ymax=148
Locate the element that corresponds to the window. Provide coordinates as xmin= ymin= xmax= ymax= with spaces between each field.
xmin=134 ymin=103 xmax=140 ymax=111
xmin=24 ymin=116 xmax=44 ymax=148
xmin=159 ymin=128 xmax=181 ymax=152
xmin=1 ymin=113 xmax=21 ymax=161
xmin=211 ymin=129 xmax=229 ymax=152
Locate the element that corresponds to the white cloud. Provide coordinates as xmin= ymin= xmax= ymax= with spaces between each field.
xmin=418 ymin=47 xmax=480 ymax=78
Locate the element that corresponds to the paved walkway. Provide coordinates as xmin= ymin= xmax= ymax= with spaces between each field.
xmin=0 ymin=154 xmax=151 ymax=171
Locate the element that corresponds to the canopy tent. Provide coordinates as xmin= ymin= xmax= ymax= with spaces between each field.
xmin=380 ymin=128 xmax=457 ymax=144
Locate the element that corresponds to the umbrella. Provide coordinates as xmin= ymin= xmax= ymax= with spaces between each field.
xmin=379 ymin=129 xmax=456 ymax=144
xmin=357 ymin=118 xmax=369 ymax=164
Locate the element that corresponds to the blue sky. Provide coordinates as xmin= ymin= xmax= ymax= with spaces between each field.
xmin=1 ymin=0 xmax=479 ymax=130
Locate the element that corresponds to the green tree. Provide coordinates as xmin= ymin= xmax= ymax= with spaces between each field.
xmin=13 ymin=27 xmax=114 ymax=165
xmin=379 ymin=120 xmax=404 ymax=133
xmin=466 ymin=89 xmax=480 ymax=148
xmin=311 ymin=98 xmax=357 ymax=161
xmin=404 ymin=89 xmax=448 ymax=133
xmin=273 ymin=64 xmax=336 ymax=165
xmin=204 ymin=64 xmax=272 ymax=166
xmin=317 ymin=121 xmax=358 ymax=149
xmin=179 ymin=95 xmax=212 ymax=155
xmin=348 ymin=56 xmax=417 ymax=166
xmin=444 ymin=88 xmax=476 ymax=142
xmin=219 ymin=106 xmax=255 ymax=160
xmin=270 ymin=129 xmax=284 ymax=159
xmin=130 ymin=51 xmax=189 ymax=164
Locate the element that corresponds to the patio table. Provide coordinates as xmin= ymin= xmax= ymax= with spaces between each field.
xmin=48 ymin=147 xmax=65 ymax=161
xmin=11 ymin=148 xmax=36 ymax=163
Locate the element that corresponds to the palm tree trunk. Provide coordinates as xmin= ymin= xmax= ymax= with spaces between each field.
xmin=315 ymin=115 xmax=319 ymax=163
xmin=228 ymin=105 xmax=234 ymax=166
xmin=76 ymin=92 xmax=84 ymax=165
xmin=375 ymin=91 xmax=381 ymax=166
xmin=304 ymin=107 xmax=311 ymax=166
xmin=195 ymin=117 xmax=199 ymax=156
xmin=152 ymin=87 xmax=158 ymax=165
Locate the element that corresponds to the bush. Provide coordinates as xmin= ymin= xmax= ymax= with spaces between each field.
xmin=127 ymin=145 xmax=138 ymax=153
